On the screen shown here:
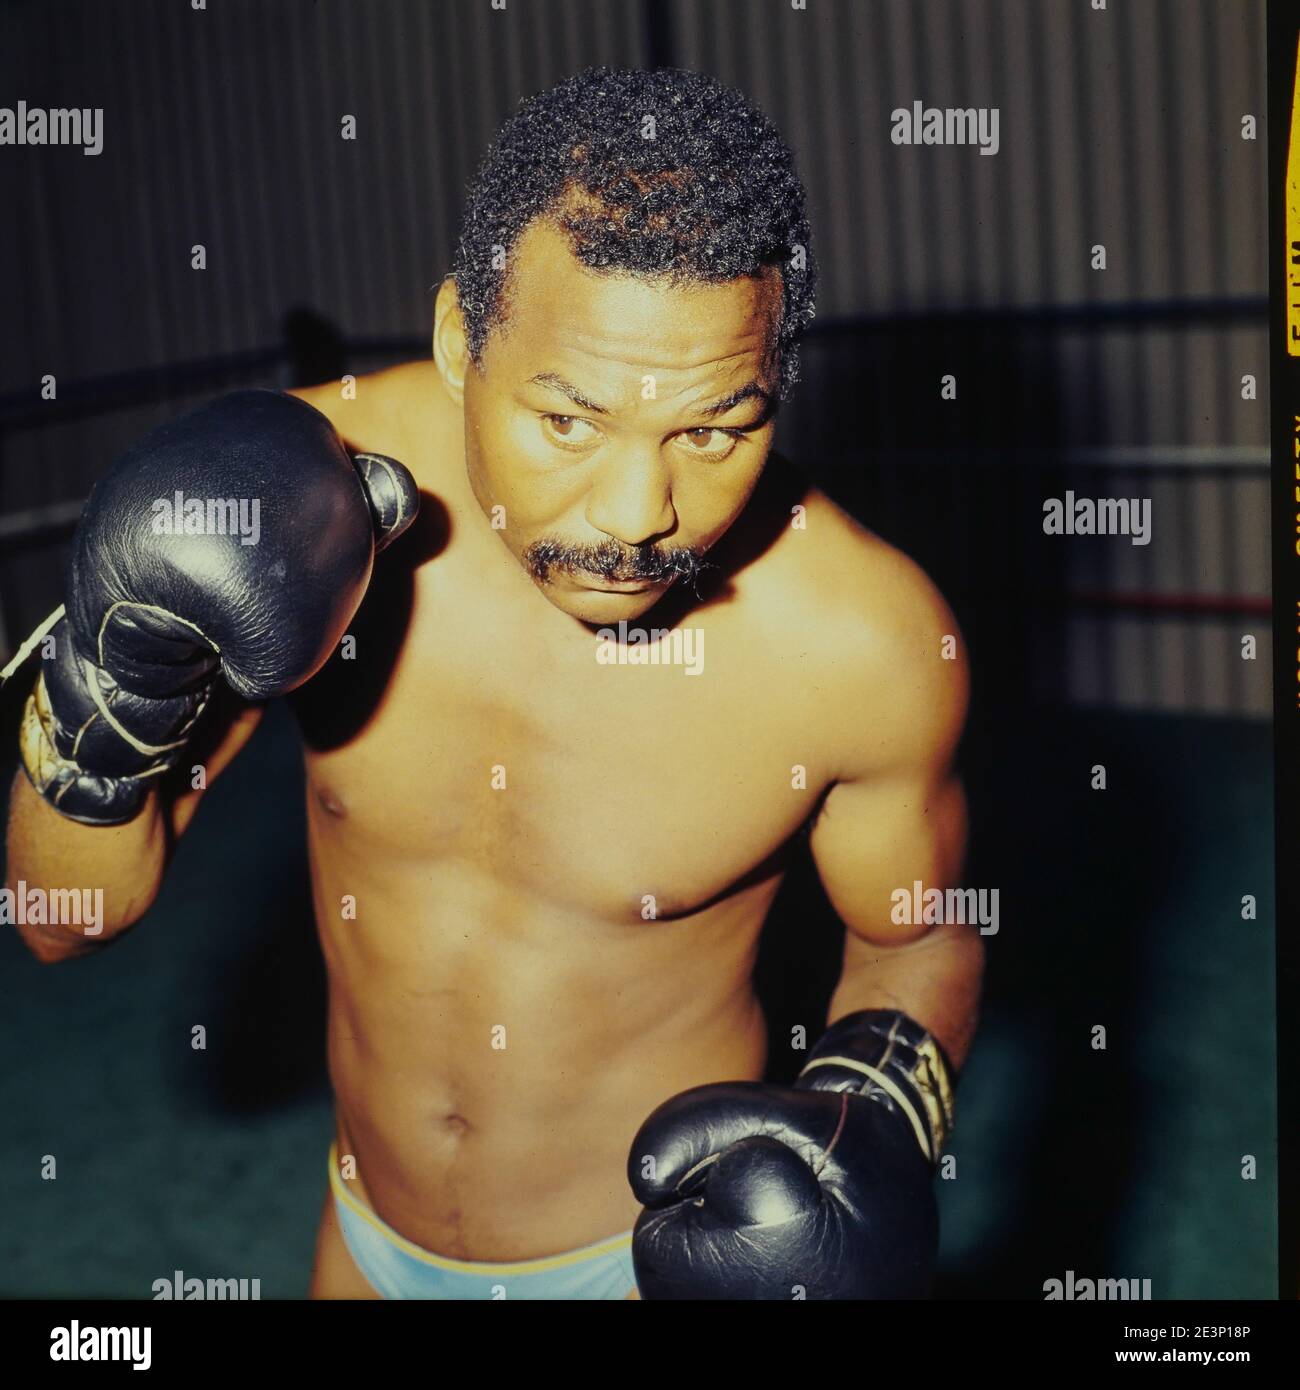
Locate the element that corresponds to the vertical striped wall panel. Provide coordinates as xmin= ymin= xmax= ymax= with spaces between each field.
xmin=0 ymin=0 xmax=1269 ymax=714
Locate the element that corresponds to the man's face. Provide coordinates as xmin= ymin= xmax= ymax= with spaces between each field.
xmin=450 ymin=217 xmax=783 ymax=624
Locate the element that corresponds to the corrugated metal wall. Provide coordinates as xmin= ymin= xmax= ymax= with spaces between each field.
xmin=0 ymin=0 xmax=1269 ymax=715
xmin=668 ymin=0 xmax=1269 ymax=716
xmin=674 ymin=0 xmax=1263 ymax=324
xmin=1 ymin=0 xmax=651 ymax=383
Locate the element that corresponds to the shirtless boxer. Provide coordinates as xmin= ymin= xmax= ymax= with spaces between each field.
xmin=4 ymin=67 xmax=982 ymax=1299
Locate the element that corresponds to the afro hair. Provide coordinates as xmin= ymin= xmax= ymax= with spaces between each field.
xmin=450 ymin=66 xmax=817 ymax=400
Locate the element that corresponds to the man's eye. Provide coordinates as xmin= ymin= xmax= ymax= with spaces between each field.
xmin=677 ymin=427 xmax=741 ymax=460
xmin=541 ymin=414 xmax=600 ymax=447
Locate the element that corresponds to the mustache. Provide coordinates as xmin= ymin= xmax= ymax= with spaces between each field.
xmin=523 ymin=537 xmax=709 ymax=587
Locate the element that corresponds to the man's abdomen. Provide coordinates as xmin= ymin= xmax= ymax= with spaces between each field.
xmin=312 ymin=850 xmax=771 ymax=1262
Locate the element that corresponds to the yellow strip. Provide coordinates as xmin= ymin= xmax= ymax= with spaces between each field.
xmin=1288 ymin=35 xmax=1300 ymax=355
xmin=327 ymin=1143 xmax=633 ymax=1275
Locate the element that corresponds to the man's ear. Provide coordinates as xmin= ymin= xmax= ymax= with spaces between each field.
xmin=433 ymin=276 xmax=469 ymax=404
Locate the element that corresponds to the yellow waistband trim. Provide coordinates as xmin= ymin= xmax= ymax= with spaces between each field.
xmin=327 ymin=1142 xmax=634 ymax=1275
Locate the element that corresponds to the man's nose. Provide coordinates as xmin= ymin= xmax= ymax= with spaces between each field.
xmin=584 ymin=447 xmax=676 ymax=546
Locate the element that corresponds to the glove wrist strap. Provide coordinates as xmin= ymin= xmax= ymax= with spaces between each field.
xmin=20 ymin=671 xmax=165 ymax=825
xmin=795 ymin=1009 xmax=956 ymax=1164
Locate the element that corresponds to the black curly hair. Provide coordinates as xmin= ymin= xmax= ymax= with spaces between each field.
xmin=451 ymin=66 xmax=817 ymax=401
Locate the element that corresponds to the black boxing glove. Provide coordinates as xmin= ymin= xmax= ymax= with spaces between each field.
xmin=626 ymin=1009 xmax=955 ymax=1300
xmin=14 ymin=389 xmax=417 ymax=824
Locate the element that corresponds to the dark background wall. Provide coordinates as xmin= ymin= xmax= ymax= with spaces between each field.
xmin=0 ymin=0 xmax=1276 ymax=1299
xmin=0 ymin=0 xmax=1269 ymax=714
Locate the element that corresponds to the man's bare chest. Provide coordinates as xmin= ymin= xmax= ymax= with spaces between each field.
xmin=297 ymin=586 xmax=831 ymax=923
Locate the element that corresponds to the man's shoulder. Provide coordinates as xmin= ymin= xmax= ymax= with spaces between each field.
xmin=761 ymin=479 xmax=968 ymax=769
xmin=284 ymin=357 xmax=436 ymax=418
xmin=764 ymin=483 xmax=951 ymax=658
xmin=285 ymin=360 xmax=453 ymax=490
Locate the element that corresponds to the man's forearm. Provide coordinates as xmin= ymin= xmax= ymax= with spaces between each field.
xmin=4 ymin=770 xmax=167 ymax=962
xmin=825 ymin=919 xmax=985 ymax=1071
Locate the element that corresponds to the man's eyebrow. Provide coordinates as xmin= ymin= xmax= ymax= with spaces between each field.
xmin=527 ymin=372 xmax=610 ymax=415
xmin=695 ymin=382 xmax=773 ymax=419
xmin=527 ymin=372 xmax=774 ymax=422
